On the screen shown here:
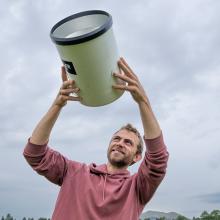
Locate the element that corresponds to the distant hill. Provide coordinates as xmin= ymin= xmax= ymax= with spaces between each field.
xmin=140 ymin=210 xmax=187 ymax=220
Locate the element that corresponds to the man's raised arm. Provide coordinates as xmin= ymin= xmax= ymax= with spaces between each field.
xmin=23 ymin=66 xmax=81 ymax=185
xmin=30 ymin=66 xmax=81 ymax=145
xmin=113 ymin=57 xmax=169 ymax=205
xmin=112 ymin=57 xmax=161 ymax=139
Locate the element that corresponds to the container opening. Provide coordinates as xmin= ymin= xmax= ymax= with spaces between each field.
xmin=52 ymin=14 xmax=108 ymax=39
xmin=65 ymin=26 xmax=100 ymax=38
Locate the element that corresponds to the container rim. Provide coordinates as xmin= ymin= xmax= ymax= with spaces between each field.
xmin=50 ymin=10 xmax=113 ymax=45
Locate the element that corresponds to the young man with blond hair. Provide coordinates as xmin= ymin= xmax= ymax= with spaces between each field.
xmin=23 ymin=57 xmax=169 ymax=220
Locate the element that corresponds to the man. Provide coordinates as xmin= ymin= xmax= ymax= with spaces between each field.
xmin=23 ymin=57 xmax=169 ymax=220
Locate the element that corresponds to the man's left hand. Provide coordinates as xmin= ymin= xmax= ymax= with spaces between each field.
xmin=113 ymin=57 xmax=149 ymax=106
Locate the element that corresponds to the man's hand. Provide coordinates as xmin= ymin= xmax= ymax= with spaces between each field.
xmin=30 ymin=66 xmax=81 ymax=145
xmin=53 ymin=66 xmax=81 ymax=107
xmin=113 ymin=57 xmax=161 ymax=139
xmin=112 ymin=57 xmax=150 ymax=107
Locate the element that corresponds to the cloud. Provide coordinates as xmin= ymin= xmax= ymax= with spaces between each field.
xmin=196 ymin=192 xmax=220 ymax=204
xmin=1 ymin=0 xmax=220 ymax=219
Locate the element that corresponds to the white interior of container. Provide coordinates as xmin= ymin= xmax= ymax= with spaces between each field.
xmin=53 ymin=14 xmax=108 ymax=39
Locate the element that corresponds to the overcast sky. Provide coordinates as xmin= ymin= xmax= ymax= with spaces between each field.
xmin=0 ymin=0 xmax=220 ymax=219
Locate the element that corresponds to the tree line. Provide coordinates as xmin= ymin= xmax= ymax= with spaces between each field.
xmin=142 ymin=209 xmax=220 ymax=220
xmin=1 ymin=214 xmax=50 ymax=220
xmin=1 ymin=209 xmax=220 ymax=220
xmin=192 ymin=210 xmax=220 ymax=220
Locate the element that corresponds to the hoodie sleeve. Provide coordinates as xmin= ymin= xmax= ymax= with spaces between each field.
xmin=23 ymin=139 xmax=82 ymax=186
xmin=135 ymin=132 xmax=169 ymax=205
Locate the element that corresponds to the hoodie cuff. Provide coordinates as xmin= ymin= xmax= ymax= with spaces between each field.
xmin=144 ymin=132 xmax=166 ymax=153
xmin=24 ymin=138 xmax=48 ymax=156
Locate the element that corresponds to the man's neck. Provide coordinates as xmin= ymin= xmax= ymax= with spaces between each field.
xmin=106 ymin=162 xmax=128 ymax=174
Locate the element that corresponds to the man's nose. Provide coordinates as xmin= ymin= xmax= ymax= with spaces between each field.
xmin=117 ymin=139 xmax=125 ymax=147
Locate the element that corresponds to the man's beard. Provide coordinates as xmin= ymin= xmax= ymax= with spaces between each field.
xmin=107 ymin=151 xmax=133 ymax=168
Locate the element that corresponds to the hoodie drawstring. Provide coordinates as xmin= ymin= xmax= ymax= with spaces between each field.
xmin=102 ymin=174 xmax=107 ymax=201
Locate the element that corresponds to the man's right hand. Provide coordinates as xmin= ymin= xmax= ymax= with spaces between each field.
xmin=53 ymin=66 xmax=81 ymax=107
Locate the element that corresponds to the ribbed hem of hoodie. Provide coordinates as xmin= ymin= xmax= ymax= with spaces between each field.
xmin=23 ymin=138 xmax=48 ymax=156
xmin=144 ymin=132 xmax=166 ymax=153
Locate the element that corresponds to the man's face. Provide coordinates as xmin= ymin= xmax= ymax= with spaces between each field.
xmin=107 ymin=129 xmax=141 ymax=168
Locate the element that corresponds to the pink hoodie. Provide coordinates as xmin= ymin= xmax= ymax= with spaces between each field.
xmin=23 ymin=133 xmax=168 ymax=220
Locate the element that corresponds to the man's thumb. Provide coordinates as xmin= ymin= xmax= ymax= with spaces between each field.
xmin=61 ymin=66 xmax=68 ymax=82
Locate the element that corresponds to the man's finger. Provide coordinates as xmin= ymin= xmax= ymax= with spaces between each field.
xmin=60 ymin=94 xmax=81 ymax=102
xmin=61 ymin=79 xmax=77 ymax=89
xmin=66 ymin=96 xmax=81 ymax=101
xmin=112 ymin=84 xmax=136 ymax=92
xmin=119 ymin=58 xmax=138 ymax=80
xmin=113 ymin=72 xmax=138 ymax=86
xmin=118 ymin=61 xmax=135 ymax=80
xmin=61 ymin=66 xmax=68 ymax=82
xmin=60 ymin=88 xmax=80 ymax=96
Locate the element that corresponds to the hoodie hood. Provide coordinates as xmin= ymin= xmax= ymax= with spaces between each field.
xmin=89 ymin=163 xmax=130 ymax=178
xmin=89 ymin=163 xmax=131 ymax=201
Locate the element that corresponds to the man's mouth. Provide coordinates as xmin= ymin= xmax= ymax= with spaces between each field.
xmin=111 ymin=149 xmax=125 ymax=155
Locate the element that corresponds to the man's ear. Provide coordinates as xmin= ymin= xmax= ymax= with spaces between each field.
xmin=133 ymin=153 xmax=142 ymax=163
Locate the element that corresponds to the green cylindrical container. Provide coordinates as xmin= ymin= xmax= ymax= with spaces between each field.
xmin=50 ymin=10 xmax=124 ymax=107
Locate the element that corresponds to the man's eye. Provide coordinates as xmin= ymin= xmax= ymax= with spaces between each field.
xmin=125 ymin=140 xmax=132 ymax=146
